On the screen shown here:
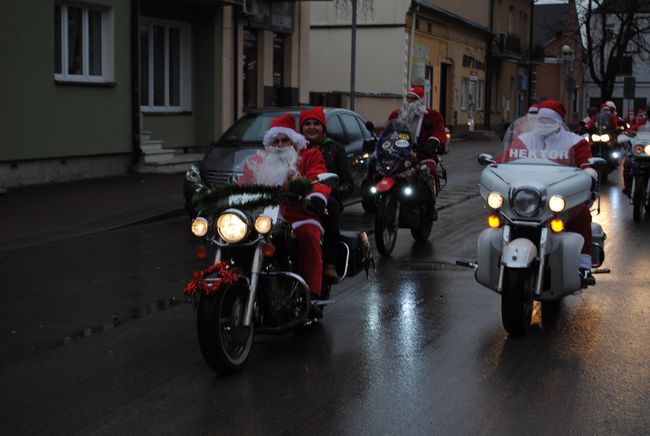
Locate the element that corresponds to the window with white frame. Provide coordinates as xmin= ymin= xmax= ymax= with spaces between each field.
xmin=140 ymin=19 xmax=191 ymax=112
xmin=460 ymin=78 xmax=469 ymax=111
xmin=55 ymin=3 xmax=114 ymax=82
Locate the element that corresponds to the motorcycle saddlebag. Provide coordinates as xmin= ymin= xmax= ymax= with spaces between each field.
xmin=591 ymin=223 xmax=606 ymax=268
xmin=336 ymin=230 xmax=367 ymax=278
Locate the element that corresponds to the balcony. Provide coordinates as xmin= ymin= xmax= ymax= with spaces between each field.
xmin=492 ymin=33 xmax=522 ymax=59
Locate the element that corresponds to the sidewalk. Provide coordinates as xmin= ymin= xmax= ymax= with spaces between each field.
xmin=0 ymin=173 xmax=185 ymax=252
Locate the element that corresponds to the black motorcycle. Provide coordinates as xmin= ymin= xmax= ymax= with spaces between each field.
xmin=619 ymin=131 xmax=650 ymax=221
xmin=184 ymin=175 xmax=373 ymax=374
xmin=587 ymin=117 xmax=623 ymax=182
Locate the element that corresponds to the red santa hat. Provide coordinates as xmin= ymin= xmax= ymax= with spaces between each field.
xmin=406 ymin=86 xmax=425 ymax=100
xmin=538 ymin=100 xmax=566 ymax=124
xmin=263 ymin=113 xmax=307 ymax=150
xmin=600 ymin=103 xmax=610 ymax=112
xmin=299 ymin=106 xmax=327 ymax=131
xmin=528 ymin=104 xmax=540 ymax=114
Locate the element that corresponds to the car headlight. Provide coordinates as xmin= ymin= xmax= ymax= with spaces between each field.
xmin=487 ymin=192 xmax=504 ymax=209
xmin=186 ymin=164 xmax=201 ymax=183
xmin=191 ymin=217 xmax=209 ymax=237
xmin=600 ymin=133 xmax=610 ymax=142
xmin=512 ymin=188 xmax=542 ymax=217
xmin=548 ymin=195 xmax=566 ymax=213
xmin=254 ymin=215 xmax=273 ymax=234
xmin=591 ymin=134 xmax=600 ymax=142
xmin=216 ymin=211 xmax=249 ymax=243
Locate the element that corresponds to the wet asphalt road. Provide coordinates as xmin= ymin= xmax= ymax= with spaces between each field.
xmin=1 ymin=142 xmax=649 ymax=435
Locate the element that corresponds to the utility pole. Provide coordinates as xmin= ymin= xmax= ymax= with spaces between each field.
xmin=350 ymin=0 xmax=357 ymax=110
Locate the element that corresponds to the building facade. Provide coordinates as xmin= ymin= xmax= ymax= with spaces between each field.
xmin=1 ymin=0 xmax=311 ymax=187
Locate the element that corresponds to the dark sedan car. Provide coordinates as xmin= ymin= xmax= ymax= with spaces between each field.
xmin=184 ymin=107 xmax=377 ymax=215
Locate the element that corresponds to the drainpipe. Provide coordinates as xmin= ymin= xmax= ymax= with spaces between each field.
xmin=527 ymin=0 xmax=534 ymax=106
xmin=407 ymin=5 xmax=417 ymax=90
xmin=233 ymin=6 xmax=239 ymax=122
xmin=485 ymin=0 xmax=494 ymax=130
xmin=130 ymin=0 xmax=141 ymax=166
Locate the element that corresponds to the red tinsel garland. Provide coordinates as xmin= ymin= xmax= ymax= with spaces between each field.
xmin=183 ymin=261 xmax=240 ymax=296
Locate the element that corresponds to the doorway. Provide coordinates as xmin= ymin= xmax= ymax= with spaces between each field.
xmin=439 ymin=64 xmax=448 ymax=120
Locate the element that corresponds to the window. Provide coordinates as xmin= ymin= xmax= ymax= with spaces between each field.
xmin=326 ymin=115 xmax=346 ymax=144
xmin=460 ymin=78 xmax=469 ymax=111
xmin=273 ymin=33 xmax=285 ymax=89
xmin=54 ymin=3 xmax=114 ymax=82
xmin=508 ymin=6 xmax=514 ymax=33
xmin=243 ymin=28 xmax=258 ymax=109
xmin=615 ymin=57 xmax=633 ymax=76
xmin=140 ymin=19 xmax=191 ymax=112
xmin=340 ymin=114 xmax=364 ymax=143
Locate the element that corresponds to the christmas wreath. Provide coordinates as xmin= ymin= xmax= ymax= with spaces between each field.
xmin=183 ymin=261 xmax=240 ymax=296
xmin=192 ymin=178 xmax=312 ymax=215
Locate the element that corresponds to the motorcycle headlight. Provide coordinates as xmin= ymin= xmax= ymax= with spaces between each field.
xmin=512 ymin=188 xmax=542 ymax=217
xmin=487 ymin=192 xmax=504 ymax=209
xmin=191 ymin=217 xmax=209 ymax=237
xmin=548 ymin=195 xmax=566 ymax=213
xmin=645 ymin=145 xmax=650 ymax=156
xmin=600 ymin=133 xmax=610 ymax=142
xmin=254 ymin=215 xmax=273 ymax=234
xmin=216 ymin=211 xmax=249 ymax=243
xmin=591 ymin=134 xmax=600 ymax=142
xmin=185 ymin=164 xmax=201 ymax=183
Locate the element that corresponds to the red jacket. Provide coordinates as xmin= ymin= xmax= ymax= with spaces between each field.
xmin=388 ymin=107 xmax=447 ymax=146
xmin=240 ymin=147 xmax=331 ymax=231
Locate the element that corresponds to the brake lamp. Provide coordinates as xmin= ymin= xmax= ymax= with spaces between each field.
xmin=550 ymin=219 xmax=565 ymax=233
xmin=488 ymin=215 xmax=501 ymax=228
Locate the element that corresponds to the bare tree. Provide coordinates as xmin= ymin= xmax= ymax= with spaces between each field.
xmin=581 ymin=0 xmax=650 ymax=99
xmin=334 ymin=0 xmax=375 ymax=20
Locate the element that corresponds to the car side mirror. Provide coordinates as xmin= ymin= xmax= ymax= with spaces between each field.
xmin=315 ymin=172 xmax=339 ymax=188
xmin=588 ymin=157 xmax=607 ymax=170
xmin=363 ymin=138 xmax=377 ymax=153
xmin=477 ymin=153 xmax=496 ymax=166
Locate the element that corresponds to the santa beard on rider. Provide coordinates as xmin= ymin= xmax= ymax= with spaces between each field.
xmin=247 ymin=134 xmax=299 ymax=186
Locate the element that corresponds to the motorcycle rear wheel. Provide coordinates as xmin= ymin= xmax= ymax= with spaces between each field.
xmin=501 ymin=268 xmax=532 ymax=336
xmin=197 ymin=284 xmax=254 ymax=374
xmin=632 ymin=176 xmax=647 ymax=222
xmin=375 ymin=194 xmax=398 ymax=256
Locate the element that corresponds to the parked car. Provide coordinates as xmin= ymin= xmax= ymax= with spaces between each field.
xmin=184 ymin=107 xmax=377 ymax=216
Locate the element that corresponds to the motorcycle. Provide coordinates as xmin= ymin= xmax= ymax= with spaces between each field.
xmin=185 ymin=174 xmax=373 ymax=374
xmin=370 ymin=126 xmax=439 ymax=256
xmin=457 ymin=116 xmax=608 ymax=336
xmin=587 ymin=115 xmax=623 ymax=182
xmin=618 ymin=131 xmax=650 ymax=222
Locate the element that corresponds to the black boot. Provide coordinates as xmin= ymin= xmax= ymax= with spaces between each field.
xmin=579 ymin=268 xmax=596 ymax=288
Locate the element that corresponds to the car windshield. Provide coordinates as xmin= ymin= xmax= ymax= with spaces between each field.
xmin=498 ymin=114 xmax=578 ymax=167
xmin=220 ymin=112 xmax=298 ymax=145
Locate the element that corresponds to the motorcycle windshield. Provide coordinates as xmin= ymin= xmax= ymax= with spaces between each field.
xmin=498 ymin=114 xmax=580 ymax=167
xmin=375 ymin=131 xmax=414 ymax=175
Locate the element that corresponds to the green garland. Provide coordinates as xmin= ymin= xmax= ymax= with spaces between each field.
xmin=192 ymin=178 xmax=313 ymax=215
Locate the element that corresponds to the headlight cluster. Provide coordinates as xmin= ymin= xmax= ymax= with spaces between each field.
xmin=633 ymin=144 xmax=650 ymax=156
xmin=548 ymin=195 xmax=565 ymax=213
xmin=487 ymin=192 xmax=504 ymax=209
xmin=512 ymin=188 xmax=541 ymax=217
xmin=216 ymin=211 xmax=249 ymax=243
xmin=591 ymin=133 xmax=610 ymax=142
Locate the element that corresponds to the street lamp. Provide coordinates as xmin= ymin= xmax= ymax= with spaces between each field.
xmin=561 ymin=44 xmax=576 ymax=122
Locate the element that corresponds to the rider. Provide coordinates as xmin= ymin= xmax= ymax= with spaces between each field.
xmin=299 ymin=106 xmax=354 ymax=283
xmin=501 ymin=100 xmax=597 ymax=285
xmin=387 ymin=86 xmax=448 ymax=219
xmin=622 ymin=109 xmax=650 ymax=196
xmin=239 ymin=113 xmax=331 ymax=301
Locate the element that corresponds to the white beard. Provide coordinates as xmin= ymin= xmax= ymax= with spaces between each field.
xmin=399 ymin=101 xmax=425 ymax=139
xmin=248 ymin=146 xmax=299 ymax=186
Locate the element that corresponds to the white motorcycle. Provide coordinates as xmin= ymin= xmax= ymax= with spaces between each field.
xmin=458 ymin=115 xmax=608 ymax=336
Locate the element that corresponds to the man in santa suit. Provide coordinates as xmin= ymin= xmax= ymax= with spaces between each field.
xmin=501 ymin=100 xmax=597 ymax=285
xmin=387 ymin=86 xmax=448 ymax=217
xmin=238 ymin=114 xmax=331 ymax=303
xmin=587 ymin=103 xmax=619 ymax=131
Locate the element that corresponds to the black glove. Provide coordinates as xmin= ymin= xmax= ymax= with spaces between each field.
xmin=304 ymin=196 xmax=327 ymax=215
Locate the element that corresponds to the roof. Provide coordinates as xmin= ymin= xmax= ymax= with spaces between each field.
xmin=413 ymin=0 xmax=490 ymax=35
xmin=533 ymin=3 xmax=574 ymax=48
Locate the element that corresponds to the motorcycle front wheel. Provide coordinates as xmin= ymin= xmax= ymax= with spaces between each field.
xmin=632 ymin=176 xmax=648 ymax=222
xmin=410 ymin=205 xmax=433 ymax=242
xmin=197 ymin=283 xmax=254 ymax=374
xmin=501 ymin=268 xmax=532 ymax=336
xmin=375 ymin=194 xmax=398 ymax=256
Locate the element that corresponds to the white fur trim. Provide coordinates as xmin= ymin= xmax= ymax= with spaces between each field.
xmin=291 ymin=219 xmax=324 ymax=235
xmin=307 ymin=192 xmax=327 ymax=204
xmin=538 ymin=108 xmax=564 ymax=124
xmin=263 ymin=127 xmax=307 ymax=150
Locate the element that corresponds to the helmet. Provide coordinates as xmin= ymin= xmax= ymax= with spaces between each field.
xmin=605 ymin=100 xmax=617 ymax=112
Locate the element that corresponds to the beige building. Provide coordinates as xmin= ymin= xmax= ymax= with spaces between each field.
xmin=309 ymin=0 xmax=490 ymax=134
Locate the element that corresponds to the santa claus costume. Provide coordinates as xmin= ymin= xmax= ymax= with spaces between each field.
xmin=238 ymin=113 xmax=331 ymax=297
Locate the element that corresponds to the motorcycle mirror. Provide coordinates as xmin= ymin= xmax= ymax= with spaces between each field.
xmin=617 ymin=133 xmax=631 ymax=144
xmin=363 ymin=138 xmax=378 ymax=152
xmin=315 ymin=172 xmax=340 ymax=188
xmin=477 ymin=153 xmax=496 ymax=166
xmin=365 ymin=120 xmax=375 ymax=133
xmin=587 ymin=157 xmax=607 ymax=170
